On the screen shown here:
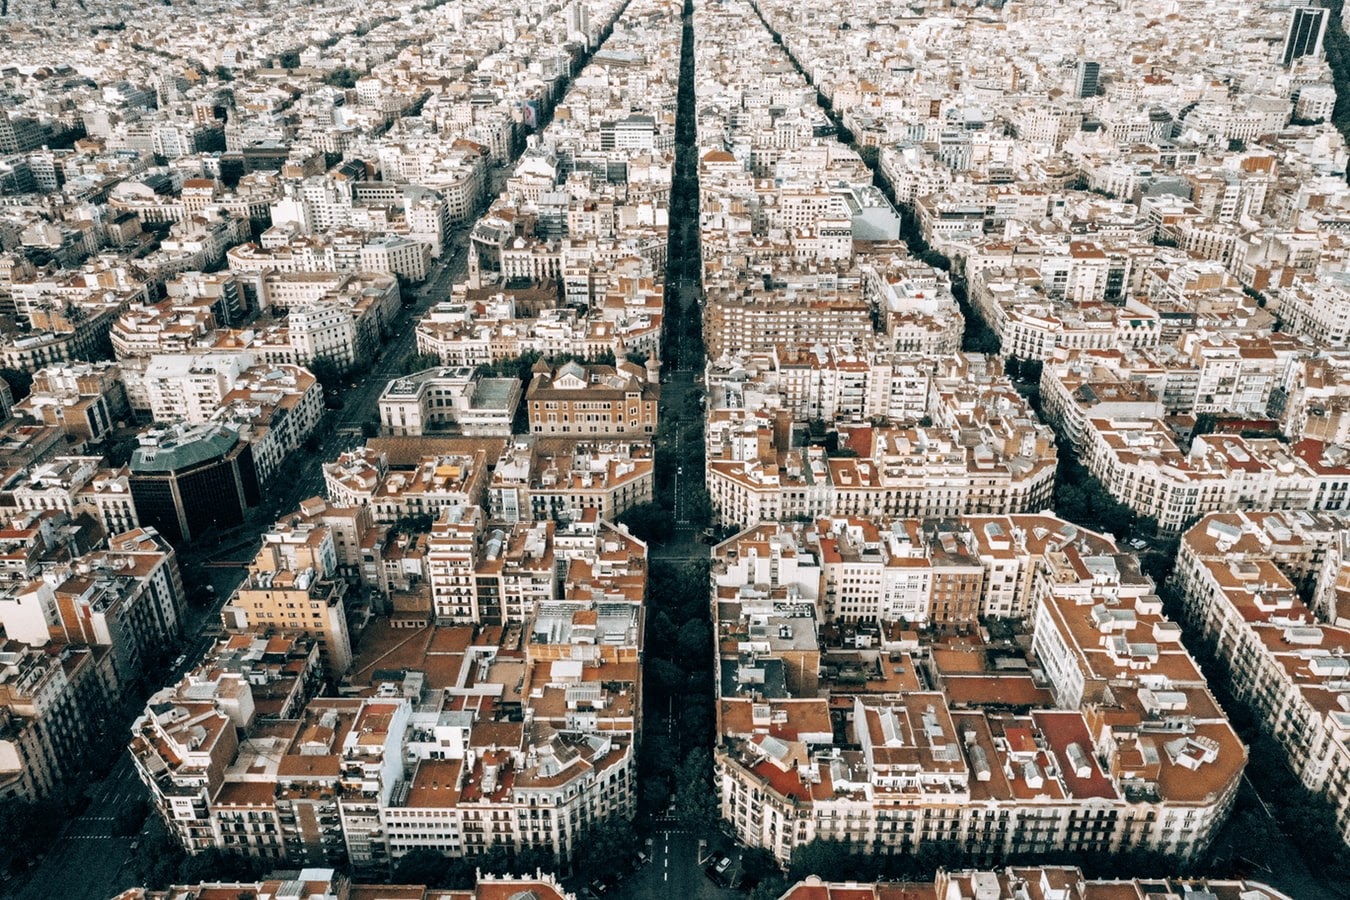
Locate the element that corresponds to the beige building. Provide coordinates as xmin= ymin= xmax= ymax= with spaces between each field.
xmin=223 ymin=526 xmax=353 ymax=676
xmin=16 ymin=362 xmax=128 ymax=447
xmin=703 ymin=282 xmax=872 ymax=362
xmin=708 ymin=423 xmax=1056 ymax=531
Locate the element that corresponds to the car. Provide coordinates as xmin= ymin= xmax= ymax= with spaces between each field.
xmin=1128 ymin=538 xmax=1149 ymax=550
xmin=715 ymin=854 xmax=732 ymax=874
xmin=128 ymin=840 xmax=140 ymax=852
xmin=588 ymin=879 xmax=607 ymax=896
xmin=172 ymin=654 xmax=187 ymax=668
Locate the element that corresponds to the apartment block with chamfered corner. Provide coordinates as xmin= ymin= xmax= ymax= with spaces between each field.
xmin=711 ymin=516 xmax=1244 ymax=864
xmin=1172 ymin=510 xmax=1350 ymax=848
xmin=128 ymin=517 xmax=647 ymax=870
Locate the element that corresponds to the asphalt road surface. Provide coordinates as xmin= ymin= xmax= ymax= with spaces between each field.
xmin=12 ymin=754 xmax=144 ymax=900
xmin=594 ymin=829 xmax=739 ymax=900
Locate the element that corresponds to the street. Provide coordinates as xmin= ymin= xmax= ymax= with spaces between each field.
xmin=329 ymin=164 xmax=510 ymax=441
xmin=594 ymin=829 xmax=739 ymax=900
xmin=11 ymin=755 xmax=144 ymax=900
xmin=331 ymin=236 xmax=471 ymax=436
xmin=663 ymin=369 xmax=701 ymax=526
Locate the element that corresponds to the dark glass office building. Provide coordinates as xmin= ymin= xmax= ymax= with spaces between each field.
xmin=1283 ymin=6 xmax=1329 ymax=67
xmin=128 ymin=424 xmax=260 ymax=545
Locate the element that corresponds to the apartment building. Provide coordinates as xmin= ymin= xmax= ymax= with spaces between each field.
xmin=1278 ymin=271 xmax=1350 ymax=348
xmin=488 ymin=438 xmax=654 ymax=524
xmin=0 ymin=455 xmax=135 ymax=538
xmin=424 ymin=511 xmax=554 ymax=626
xmin=141 ymin=353 xmax=253 ymax=424
xmin=1087 ymin=422 xmax=1348 ymax=534
xmin=815 ymin=513 xmax=1119 ymax=625
xmin=1172 ymin=511 xmax=1350 ymax=846
xmin=222 ymin=529 xmax=354 ymax=677
xmin=1038 ymin=348 xmax=1350 ymax=532
xmin=708 ymin=418 xmax=1056 ymax=532
xmin=703 ymin=282 xmax=873 ymax=363
xmin=323 ymin=447 xmax=489 ymax=525
xmin=113 ymin=870 xmax=577 ymax=900
xmin=415 ymin=300 xmax=665 ymax=371
xmin=972 ymin=269 xmax=1162 ymax=362
xmin=110 ymin=297 xmax=223 ymax=361
xmin=1281 ymin=353 xmax=1350 ymax=442
xmin=44 ymin=528 xmax=187 ymax=685
xmin=132 ymin=517 xmax=646 ymax=869
xmin=711 ymin=516 xmax=1244 ymax=864
xmin=15 ymin=362 xmax=128 ymax=447
xmin=0 ymin=304 xmax=124 ymax=371
xmin=128 ymin=645 xmax=330 ymax=862
xmin=0 ymin=639 xmax=118 ymax=800
xmin=775 ymin=870 xmax=1290 ymax=900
